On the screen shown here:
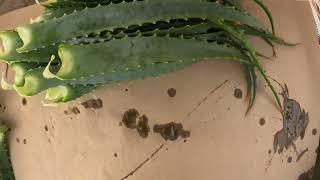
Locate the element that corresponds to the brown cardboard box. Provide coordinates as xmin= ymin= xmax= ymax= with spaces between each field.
xmin=0 ymin=1 xmax=320 ymax=180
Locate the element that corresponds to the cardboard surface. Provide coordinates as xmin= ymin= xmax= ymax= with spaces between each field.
xmin=0 ymin=1 xmax=320 ymax=180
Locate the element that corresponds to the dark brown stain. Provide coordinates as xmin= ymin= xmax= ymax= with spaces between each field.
xmin=167 ymin=88 xmax=177 ymax=97
xmin=287 ymin=156 xmax=292 ymax=163
xmin=22 ymin=98 xmax=27 ymax=106
xmin=136 ymin=115 xmax=150 ymax=138
xmin=268 ymin=149 xmax=272 ymax=154
xmin=114 ymin=153 xmax=118 ymax=158
xmin=63 ymin=110 xmax=69 ymax=115
xmin=81 ymin=98 xmax=103 ymax=109
xmin=184 ymin=139 xmax=187 ymax=143
xmin=298 ymin=168 xmax=314 ymax=180
xmin=16 ymin=138 xmax=20 ymax=143
xmin=234 ymin=88 xmax=243 ymax=99
xmin=0 ymin=104 xmax=5 ymax=113
xmin=312 ymin=129 xmax=318 ymax=136
xmin=153 ymin=122 xmax=191 ymax=141
xmin=259 ymin=118 xmax=266 ymax=126
xmin=227 ymin=107 xmax=231 ymax=111
xmin=125 ymin=88 xmax=129 ymax=92
xmin=45 ymin=125 xmax=48 ymax=132
xmin=23 ymin=139 xmax=27 ymax=144
xmin=296 ymin=148 xmax=309 ymax=162
xmin=122 ymin=109 xmax=139 ymax=129
xmin=274 ymin=84 xmax=309 ymax=154
xmin=71 ymin=107 xmax=80 ymax=115
xmin=0 ymin=104 xmax=6 ymax=112
xmin=166 ymin=148 xmax=169 ymax=151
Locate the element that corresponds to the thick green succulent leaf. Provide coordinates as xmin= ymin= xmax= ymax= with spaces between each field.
xmin=253 ymin=0 xmax=275 ymax=35
xmin=34 ymin=6 xmax=83 ymax=22
xmin=244 ymin=65 xmax=257 ymax=115
xmin=1 ymin=62 xmax=43 ymax=91
xmin=14 ymin=67 xmax=62 ymax=96
xmin=45 ymin=36 xmax=248 ymax=79
xmin=10 ymin=62 xmax=44 ymax=86
xmin=241 ymin=25 xmax=297 ymax=46
xmin=45 ymin=84 xmax=96 ymax=103
xmin=0 ymin=31 xmax=57 ymax=63
xmin=225 ymin=0 xmax=275 ymax=34
xmin=224 ymin=0 xmax=243 ymax=9
xmin=44 ymin=59 xmax=226 ymax=103
xmin=15 ymin=36 xmax=249 ymax=97
xmin=37 ymin=0 xmax=111 ymax=7
xmin=15 ymin=56 xmax=198 ymax=97
xmin=0 ymin=125 xmax=15 ymax=180
xmin=17 ymin=0 xmax=265 ymax=51
xmin=212 ymin=20 xmax=282 ymax=110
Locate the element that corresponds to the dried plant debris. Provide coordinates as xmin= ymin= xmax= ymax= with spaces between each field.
xmin=136 ymin=115 xmax=150 ymax=138
xmin=296 ymin=148 xmax=308 ymax=162
xmin=122 ymin=109 xmax=139 ymax=129
xmin=81 ymin=98 xmax=103 ymax=109
xmin=273 ymin=84 xmax=309 ymax=154
xmin=153 ymin=122 xmax=191 ymax=141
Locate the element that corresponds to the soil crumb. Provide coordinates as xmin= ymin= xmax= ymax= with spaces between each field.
xmin=114 ymin=153 xmax=118 ymax=158
xmin=167 ymin=88 xmax=177 ymax=97
xmin=16 ymin=138 xmax=20 ymax=143
xmin=287 ymin=156 xmax=292 ymax=163
xmin=136 ymin=115 xmax=150 ymax=138
xmin=312 ymin=129 xmax=318 ymax=136
xmin=22 ymin=98 xmax=27 ymax=106
xmin=23 ymin=139 xmax=27 ymax=144
xmin=259 ymin=118 xmax=266 ymax=126
xmin=268 ymin=149 xmax=272 ymax=154
xmin=273 ymin=84 xmax=309 ymax=154
xmin=81 ymin=98 xmax=103 ymax=109
xmin=122 ymin=109 xmax=139 ymax=129
xmin=71 ymin=107 xmax=80 ymax=115
xmin=153 ymin=122 xmax=191 ymax=141
xmin=234 ymin=88 xmax=243 ymax=99
xmin=44 ymin=125 xmax=48 ymax=132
